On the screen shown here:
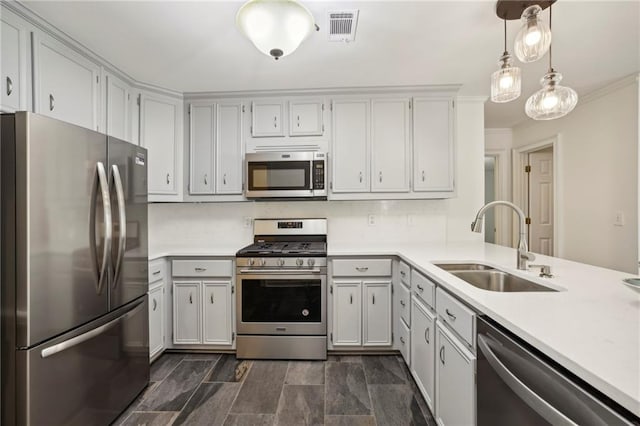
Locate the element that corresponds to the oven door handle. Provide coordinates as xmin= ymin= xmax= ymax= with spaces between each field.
xmin=239 ymin=268 xmax=322 ymax=274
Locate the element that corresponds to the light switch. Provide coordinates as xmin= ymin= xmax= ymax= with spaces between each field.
xmin=614 ymin=211 xmax=625 ymax=227
xmin=368 ymin=215 xmax=377 ymax=226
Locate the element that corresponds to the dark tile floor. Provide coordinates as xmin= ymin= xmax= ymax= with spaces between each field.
xmin=114 ymin=353 xmax=437 ymax=426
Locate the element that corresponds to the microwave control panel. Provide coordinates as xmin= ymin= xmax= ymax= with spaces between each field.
xmin=313 ymin=160 xmax=325 ymax=190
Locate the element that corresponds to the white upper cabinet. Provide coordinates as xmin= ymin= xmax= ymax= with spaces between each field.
xmin=363 ymin=281 xmax=392 ymax=346
xmin=189 ymin=103 xmax=215 ymax=195
xmin=105 ymin=72 xmax=131 ymax=142
xmin=289 ymin=99 xmax=323 ymax=136
xmin=371 ymin=98 xmax=410 ymax=192
xmin=413 ymin=97 xmax=454 ymax=192
xmin=331 ymin=99 xmax=370 ymax=193
xmin=140 ymin=91 xmax=183 ymax=200
xmin=33 ymin=32 xmax=100 ymax=131
xmin=1 ymin=9 xmax=29 ymax=113
xmin=251 ymin=100 xmax=284 ymax=137
xmin=216 ymin=101 xmax=243 ymax=194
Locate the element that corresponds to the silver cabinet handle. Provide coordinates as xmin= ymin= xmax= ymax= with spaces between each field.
xmin=189 ymin=293 xmax=193 ymax=304
xmin=90 ymin=162 xmax=112 ymax=296
xmin=274 ymin=116 xmax=277 ymax=128
xmin=350 ymin=294 xmax=353 ymax=304
xmin=416 ymin=284 xmax=424 ymax=292
xmin=445 ymin=309 xmax=456 ymax=321
xmin=297 ymin=115 xmax=300 ymax=127
xmin=6 ymin=76 xmax=13 ymax=96
xmin=400 ymin=336 xmax=405 ymax=344
xmin=477 ymin=335 xmax=575 ymax=425
xmin=210 ymin=293 xmax=214 ymax=304
xmin=440 ymin=345 xmax=445 ymax=365
xmin=110 ymin=165 xmax=127 ymax=289
xmin=355 ymin=267 xmax=369 ymax=272
xmin=153 ymin=298 xmax=157 ymax=311
xmin=166 ymin=173 xmax=171 ymax=185
xmin=223 ymin=174 xmax=227 ymax=185
xmin=195 ymin=267 xmax=207 ymax=272
xmin=372 ymin=294 xmax=376 ymax=304
xmin=49 ymin=94 xmax=55 ymax=111
xmin=422 ymin=170 xmax=425 ymax=182
xmin=400 ymin=300 xmax=405 ymax=307
xmin=204 ymin=174 xmax=208 ymax=185
xmin=425 ymin=327 xmax=430 ymax=344
xmin=152 ymin=270 xmax=161 ymax=275
xmin=359 ymin=171 xmax=363 ymax=183
xmin=379 ymin=171 xmax=383 ymax=182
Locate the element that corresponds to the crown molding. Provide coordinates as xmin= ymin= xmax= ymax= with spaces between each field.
xmin=485 ymin=128 xmax=513 ymax=135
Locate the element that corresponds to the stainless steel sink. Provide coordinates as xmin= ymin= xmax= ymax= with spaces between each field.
xmin=434 ymin=263 xmax=557 ymax=292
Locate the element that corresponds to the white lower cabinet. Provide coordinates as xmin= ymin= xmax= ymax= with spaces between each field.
xmin=435 ymin=322 xmax=476 ymax=426
xmin=202 ymin=281 xmax=233 ymax=344
xmin=363 ymin=281 xmax=392 ymax=346
xmin=173 ymin=281 xmax=201 ymax=344
xmin=410 ymin=296 xmax=436 ymax=412
xmin=148 ymin=284 xmax=165 ymax=359
xmin=398 ymin=315 xmax=411 ymax=364
xmin=332 ymin=281 xmax=362 ymax=346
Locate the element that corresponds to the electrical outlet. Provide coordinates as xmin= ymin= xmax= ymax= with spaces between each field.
xmin=243 ymin=217 xmax=253 ymax=228
xmin=368 ymin=214 xmax=377 ymax=226
xmin=614 ymin=211 xmax=625 ymax=226
xmin=407 ymin=214 xmax=416 ymax=226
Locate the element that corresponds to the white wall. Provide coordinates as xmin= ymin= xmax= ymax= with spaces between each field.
xmin=484 ymin=128 xmax=513 ymax=246
xmin=150 ymin=99 xmax=486 ymax=251
xmin=512 ymin=75 xmax=639 ymax=273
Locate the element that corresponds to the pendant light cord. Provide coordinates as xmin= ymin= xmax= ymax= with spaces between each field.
xmin=548 ymin=5 xmax=553 ymax=72
xmin=503 ymin=18 xmax=507 ymax=54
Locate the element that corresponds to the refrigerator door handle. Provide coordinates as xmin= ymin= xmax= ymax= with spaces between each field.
xmin=90 ymin=162 xmax=112 ymax=295
xmin=111 ymin=164 xmax=127 ymax=288
xmin=40 ymin=298 xmax=145 ymax=359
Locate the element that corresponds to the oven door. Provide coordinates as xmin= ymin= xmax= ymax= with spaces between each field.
xmin=245 ymin=152 xmax=313 ymax=198
xmin=236 ymin=272 xmax=326 ymax=335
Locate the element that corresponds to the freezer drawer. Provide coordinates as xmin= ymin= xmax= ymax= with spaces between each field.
xmin=15 ymin=297 xmax=149 ymax=426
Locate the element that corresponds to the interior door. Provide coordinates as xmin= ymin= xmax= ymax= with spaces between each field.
xmin=14 ymin=112 xmax=109 ymax=347
xmin=528 ymin=150 xmax=554 ymax=255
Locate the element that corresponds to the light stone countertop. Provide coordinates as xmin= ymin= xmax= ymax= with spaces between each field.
xmin=149 ymin=240 xmax=640 ymax=417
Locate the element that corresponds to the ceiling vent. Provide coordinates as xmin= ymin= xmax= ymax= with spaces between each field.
xmin=327 ymin=10 xmax=359 ymax=42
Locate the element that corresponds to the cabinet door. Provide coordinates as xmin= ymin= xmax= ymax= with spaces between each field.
xmin=371 ymin=98 xmax=410 ymax=192
xmin=140 ymin=92 xmax=181 ymax=196
xmin=34 ymin=33 xmax=100 ymax=131
xmin=413 ymin=98 xmax=454 ymax=192
xmin=363 ymin=281 xmax=392 ymax=346
xmin=435 ymin=323 xmax=476 ymax=426
xmin=216 ymin=102 xmax=243 ymax=194
xmin=332 ymin=281 xmax=362 ymax=346
xmin=411 ymin=297 xmax=436 ymax=412
xmin=289 ymin=99 xmax=323 ymax=136
xmin=331 ymin=99 xmax=370 ymax=193
xmin=189 ymin=103 xmax=215 ymax=194
xmin=173 ymin=281 xmax=201 ymax=344
xmin=202 ymin=281 xmax=233 ymax=345
xmin=149 ymin=285 xmax=164 ymax=359
xmin=252 ymin=101 xmax=284 ymax=137
xmin=1 ymin=10 xmax=28 ymax=112
xmin=105 ymin=72 xmax=130 ymax=141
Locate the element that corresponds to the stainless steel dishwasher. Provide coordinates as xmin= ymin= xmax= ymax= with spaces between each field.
xmin=476 ymin=317 xmax=637 ymax=426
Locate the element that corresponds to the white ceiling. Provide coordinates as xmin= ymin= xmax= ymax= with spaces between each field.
xmin=22 ymin=0 xmax=640 ymax=128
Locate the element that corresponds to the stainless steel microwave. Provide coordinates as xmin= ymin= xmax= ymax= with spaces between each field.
xmin=244 ymin=152 xmax=327 ymax=199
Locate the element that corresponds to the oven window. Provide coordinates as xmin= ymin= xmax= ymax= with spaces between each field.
xmin=248 ymin=161 xmax=310 ymax=191
xmin=242 ymin=279 xmax=321 ymax=323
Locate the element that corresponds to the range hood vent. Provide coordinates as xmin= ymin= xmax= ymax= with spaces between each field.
xmin=327 ymin=10 xmax=359 ymax=42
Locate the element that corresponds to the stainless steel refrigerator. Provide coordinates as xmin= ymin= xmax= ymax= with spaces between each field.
xmin=1 ymin=112 xmax=150 ymax=425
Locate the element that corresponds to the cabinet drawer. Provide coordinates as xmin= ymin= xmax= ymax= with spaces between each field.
xmin=172 ymin=260 xmax=232 ymax=277
xmin=436 ymin=288 xmax=475 ymax=347
xmin=398 ymin=261 xmax=411 ymax=287
xmin=149 ymin=259 xmax=166 ymax=284
xmin=397 ymin=281 xmax=411 ymax=327
xmin=412 ymin=270 xmax=435 ymax=309
xmin=333 ymin=259 xmax=392 ymax=277
xmin=398 ymin=316 xmax=411 ymax=365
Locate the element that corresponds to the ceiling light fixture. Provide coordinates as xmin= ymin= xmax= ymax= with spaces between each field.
xmin=236 ymin=0 xmax=318 ymax=61
xmin=491 ymin=19 xmax=521 ymax=103
xmin=525 ymin=4 xmax=578 ymax=120
xmin=514 ymin=5 xmax=552 ymax=63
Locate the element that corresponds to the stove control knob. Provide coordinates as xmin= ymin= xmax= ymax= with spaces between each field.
xmin=259 ymin=258 xmax=266 ymax=267
xmin=296 ymin=258 xmax=304 ymax=267
xmin=278 ymin=258 xmax=285 ymax=267
xmin=307 ymin=259 xmax=316 ymax=267
xmin=249 ymin=258 xmax=255 ymax=266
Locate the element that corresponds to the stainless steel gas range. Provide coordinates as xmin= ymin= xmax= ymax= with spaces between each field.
xmin=235 ymin=218 xmax=327 ymax=360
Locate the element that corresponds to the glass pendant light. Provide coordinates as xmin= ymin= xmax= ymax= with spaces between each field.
xmin=525 ymin=5 xmax=578 ymax=120
xmin=236 ymin=0 xmax=317 ymax=60
xmin=514 ymin=4 xmax=552 ymax=63
xmin=491 ymin=19 xmax=521 ymax=103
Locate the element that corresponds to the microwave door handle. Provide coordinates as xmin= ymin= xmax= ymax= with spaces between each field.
xmin=477 ymin=335 xmax=576 ymax=426
xmin=310 ymin=160 xmax=314 ymax=191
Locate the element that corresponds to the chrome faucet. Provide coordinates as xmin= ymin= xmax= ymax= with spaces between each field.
xmin=471 ymin=201 xmax=535 ymax=270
